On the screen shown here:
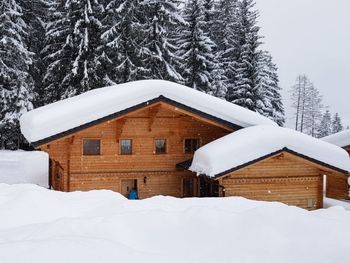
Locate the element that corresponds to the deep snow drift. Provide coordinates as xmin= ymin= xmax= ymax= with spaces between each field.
xmin=0 ymin=184 xmax=350 ymax=263
xmin=0 ymin=151 xmax=48 ymax=187
xmin=190 ymin=125 xmax=350 ymax=177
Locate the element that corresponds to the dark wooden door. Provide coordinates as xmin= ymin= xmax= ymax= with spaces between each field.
xmin=183 ymin=178 xmax=196 ymax=197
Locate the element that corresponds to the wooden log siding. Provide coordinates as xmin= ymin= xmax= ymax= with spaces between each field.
xmin=70 ymin=171 xmax=196 ymax=198
xmin=217 ymin=152 xmax=327 ymax=210
xmin=39 ymin=103 xmax=232 ymax=194
xmin=325 ymin=145 xmax=350 ymax=200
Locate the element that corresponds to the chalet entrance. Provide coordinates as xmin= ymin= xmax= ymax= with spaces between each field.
xmin=121 ymin=179 xmax=137 ymax=198
xmin=199 ymin=175 xmax=224 ymax=197
xmin=182 ymin=175 xmax=224 ymax=197
xmin=182 ymin=177 xmax=197 ymax=197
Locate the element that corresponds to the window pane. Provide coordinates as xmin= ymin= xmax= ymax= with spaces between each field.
xmin=155 ymin=139 xmax=166 ymax=154
xmin=120 ymin=139 xmax=132 ymax=154
xmin=83 ymin=139 xmax=100 ymax=155
xmin=184 ymin=139 xmax=200 ymax=153
xmin=185 ymin=139 xmax=192 ymax=153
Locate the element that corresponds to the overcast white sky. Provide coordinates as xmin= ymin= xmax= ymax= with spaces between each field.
xmin=255 ymin=0 xmax=350 ymax=128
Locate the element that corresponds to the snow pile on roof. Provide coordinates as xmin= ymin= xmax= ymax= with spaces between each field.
xmin=0 ymin=184 xmax=350 ymax=263
xmin=322 ymin=130 xmax=350 ymax=148
xmin=190 ymin=125 xmax=350 ymax=177
xmin=20 ymin=80 xmax=276 ymax=144
xmin=0 ymin=151 xmax=48 ymax=187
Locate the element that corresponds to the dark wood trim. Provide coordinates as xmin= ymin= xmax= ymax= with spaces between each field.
xmin=31 ymin=95 xmax=242 ymax=147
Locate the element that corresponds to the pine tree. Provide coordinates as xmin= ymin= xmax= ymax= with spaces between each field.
xmin=41 ymin=0 xmax=71 ymax=104
xmin=227 ymin=0 xmax=261 ymax=111
xmin=0 ymin=0 xmax=34 ymax=149
xmin=20 ymin=0 xmax=49 ymax=107
xmin=213 ymin=0 xmax=239 ymax=99
xmin=176 ymin=0 xmax=216 ymax=93
xmin=61 ymin=0 xmax=107 ymax=98
xmin=317 ymin=110 xmax=332 ymax=138
xmin=101 ymin=0 xmax=149 ymax=83
xmin=42 ymin=0 xmax=109 ymax=100
xmin=332 ymin=113 xmax=343 ymax=133
xmin=256 ymin=51 xmax=285 ymax=126
xmin=140 ymin=0 xmax=184 ymax=81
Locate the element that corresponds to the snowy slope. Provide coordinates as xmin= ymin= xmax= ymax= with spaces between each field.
xmin=20 ymin=80 xmax=276 ymax=144
xmin=322 ymin=130 xmax=350 ymax=148
xmin=0 ymin=184 xmax=350 ymax=263
xmin=190 ymin=125 xmax=350 ymax=177
xmin=0 ymin=151 xmax=48 ymax=187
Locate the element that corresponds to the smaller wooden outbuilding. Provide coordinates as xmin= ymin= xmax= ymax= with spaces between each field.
xmin=322 ymin=130 xmax=350 ymax=200
xmin=190 ymin=126 xmax=350 ymax=210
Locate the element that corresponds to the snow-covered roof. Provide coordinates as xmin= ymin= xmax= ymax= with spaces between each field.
xmin=190 ymin=125 xmax=350 ymax=177
xmin=322 ymin=130 xmax=350 ymax=148
xmin=20 ymin=80 xmax=276 ymax=145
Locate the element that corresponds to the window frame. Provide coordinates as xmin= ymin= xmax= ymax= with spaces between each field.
xmin=82 ymin=138 xmax=101 ymax=156
xmin=183 ymin=138 xmax=201 ymax=154
xmin=154 ymin=138 xmax=167 ymax=154
xmin=119 ymin=138 xmax=133 ymax=155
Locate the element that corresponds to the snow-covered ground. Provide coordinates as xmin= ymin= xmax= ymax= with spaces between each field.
xmin=0 ymin=184 xmax=350 ymax=263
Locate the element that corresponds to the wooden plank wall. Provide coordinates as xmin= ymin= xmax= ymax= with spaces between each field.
xmin=39 ymin=103 xmax=232 ymax=194
xmin=218 ymin=153 xmax=324 ymax=210
xmin=326 ymin=176 xmax=349 ymax=200
xmin=70 ymin=171 xmax=196 ymax=198
xmin=325 ymin=145 xmax=349 ymax=200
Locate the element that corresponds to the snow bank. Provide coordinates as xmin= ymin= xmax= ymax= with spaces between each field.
xmin=324 ymin=197 xmax=350 ymax=210
xmin=0 ymin=184 xmax=350 ymax=263
xmin=190 ymin=125 xmax=350 ymax=177
xmin=322 ymin=129 xmax=350 ymax=148
xmin=20 ymin=80 xmax=276 ymax=144
xmin=0 ymin=151 xmax=48 ymax=187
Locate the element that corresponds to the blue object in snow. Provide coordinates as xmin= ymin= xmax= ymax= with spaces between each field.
xmin=128 ymin=189 xmax=138 ymax=200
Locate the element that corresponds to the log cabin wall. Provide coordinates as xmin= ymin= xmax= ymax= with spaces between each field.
xmin=217 ymin=152 xmax=325 ymax=210
xmin=38 ymin=103 xmax=233 ymax=197
xmin=324 ymin=145 xmax=350 ymax=200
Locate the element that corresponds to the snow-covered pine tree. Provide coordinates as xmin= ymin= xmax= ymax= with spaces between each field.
xmin=42 ymin=0 xmax=109 ymax=101
xmin=60 ymin=0 xmax=108 ymax=98
xmin=101 ymin=0 xmax=149 ymax=83
xmin=256 ymin=51 xmax=285 ymax=126
xmin=176 ymin=0 xmax=216 ymax=93
xmin=227 ymin=0 xmax=261 ymax=111
xmin=40 ymin=0 xmax=72 ymax=104
xmin=19 ymin=0 xmax=50 ymax=107
xmin=0 ymin=0 xmax=34 ymax=149
xmin=332 ymin=113 xmax=343 ymax=134
xmin=212 ymin=0 xmax=239 ymax=99
xmin=139 ymin=0 xmax=184 ymax=82
xmin=317 ymin=110 xmax=332 ymax=138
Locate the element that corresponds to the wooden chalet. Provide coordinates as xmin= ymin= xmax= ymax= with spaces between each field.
xmin=20 ymin=80 xmax=350 ymax=210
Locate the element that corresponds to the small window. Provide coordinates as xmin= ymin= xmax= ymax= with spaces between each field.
xmin=83 ymin=139 xmax=100 ymax=155
xmin=184 ymin=138 xmax=200 ymax=153
xmin=120 ymin=139 xmax=132 ymax=155
xmin=155 ymin=139 xmax=167 ymax=154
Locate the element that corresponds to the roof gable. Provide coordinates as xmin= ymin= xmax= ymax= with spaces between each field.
xmin=213 ymin=148 xmax=349 ymax=179
xmin=190 ymin=125 xmax=350 ymax=177
xmin=20 ymin=80 xmax=276 ymax=146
